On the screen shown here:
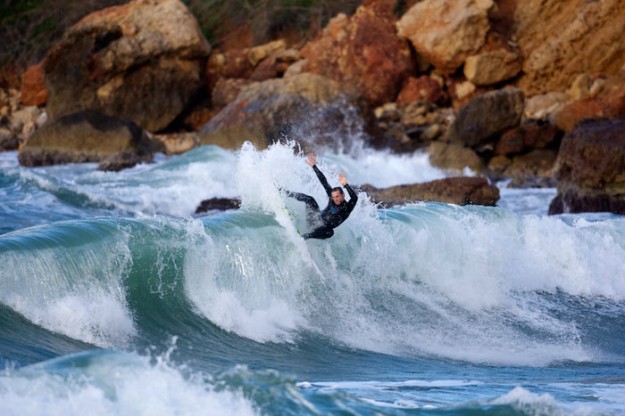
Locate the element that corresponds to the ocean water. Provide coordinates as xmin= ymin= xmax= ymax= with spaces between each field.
xmin=1 ymin=142 xmax=625 ymax=415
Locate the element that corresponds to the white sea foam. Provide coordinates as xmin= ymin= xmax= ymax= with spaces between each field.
xmin=0 ymin=351 xmax=258 ymax=416
xmin=177 ymin=143 xmax=625 ymax=366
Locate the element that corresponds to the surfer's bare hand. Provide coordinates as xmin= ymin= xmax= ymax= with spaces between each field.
xmin=338 ymin=173 xmax=347 ymax=186
xmin=306 ymin=153 xmax=317 ymax=167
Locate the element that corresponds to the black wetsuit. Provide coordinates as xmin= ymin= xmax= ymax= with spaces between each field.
xmin=285 ymin=165 xmax=358 ymax=239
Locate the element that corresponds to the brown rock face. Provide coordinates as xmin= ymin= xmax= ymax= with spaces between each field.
xmin=396 ymin=76 xmax=447 ymax=107
xmin=43 ymin=0 xmax=210 ymax=132
xmin=549 ymin=119 xmax=625 ymax=214
xmin=463 ymin=49 xmax=522 ymax=86
xmin=301 ymin=3 xmax=413 ymax=106
xmin=450 ymin=88 xmax=525 ymax=148
xmin=362 ymin=176 xmax=500 ymax=207
xmin=199 ymin=73 xmax=368 ymax=151
xmin=18 ymin=110 xmax=160 ymax=170
xmin=515 ymin=0 xmax=625 ymax=96
xmin=397 ymin=0 xmax=493 ymax=73
xmin=554 ymin=76 xmax=625 ymax=132
xmin=495 ymin=121 xmax=561 ymax=157
xmin=20 ymin=63 xmax=48 ymax=106
xmin=206 ymin=40 xmax=287 ymax=89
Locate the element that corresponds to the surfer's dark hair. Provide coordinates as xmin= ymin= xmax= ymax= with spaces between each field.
xmin=332 ymin=187 xmax=344 ymax=194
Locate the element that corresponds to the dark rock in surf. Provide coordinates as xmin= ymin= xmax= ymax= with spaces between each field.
xmin=18 ymin=110 xmax=161 ymax=170
xmin=361 ymin=176 xmax=500 ymax=207
xmin=549 ymin=119 xmax=625 ymax=215
xmin=195 ymin=197 xmax=241 ymax=213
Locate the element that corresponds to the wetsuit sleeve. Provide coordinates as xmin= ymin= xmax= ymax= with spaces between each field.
xmin=312 ymin=165 xmax=333 ymax=196
xmin=344 ymin=183 xmax=358 ymax=210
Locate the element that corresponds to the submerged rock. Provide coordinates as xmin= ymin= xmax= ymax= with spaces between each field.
xmin=549 ymin=119 xmax=625 ymax=214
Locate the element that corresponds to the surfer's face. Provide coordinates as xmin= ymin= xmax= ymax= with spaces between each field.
xmin=331 ymin=190 xmax=345 ymax=205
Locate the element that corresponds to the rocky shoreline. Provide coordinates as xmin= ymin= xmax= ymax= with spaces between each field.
xmin=2 ymin=0 xmax=625 ymax=213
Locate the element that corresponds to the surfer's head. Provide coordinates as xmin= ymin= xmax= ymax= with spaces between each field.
xmin=331 ymin=187 xmax=345 ymax=205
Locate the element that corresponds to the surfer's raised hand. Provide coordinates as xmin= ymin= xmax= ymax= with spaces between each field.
xmin=306 ymin=153 xmax=317 ymax=167
xmin=338 ymin=173 xmax=347 ymax=186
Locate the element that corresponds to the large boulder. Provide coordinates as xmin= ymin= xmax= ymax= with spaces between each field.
xmin=43 ymin=0 xmax=210 ymax=132
xmin=361 ymin=176 xmax=499 ymax=207
xmin=301 ymin=1 xmax=414 ymax=106
xmin=514 ymin=0 xmax=625 ymax=96
xmin=397 ymin=0 xmax=493 ymax=73
xmin=449 ymin=88 xmax=525 ymax=148
xmin=199 ymin=73 xmax=370 ymax=150
xmin=549 ymin=119 xmax=625 ymax=215
xmin=18 ymin=110 xmax=160 ymax=171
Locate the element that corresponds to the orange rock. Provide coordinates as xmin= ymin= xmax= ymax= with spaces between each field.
xmin=515 ymin=0 xmax=625 ymax=96
xmin=301 ymin=2 xmax=413 ymax=106
xmin=20 ymin=63 xmax=48 ymax=107
xmin=397 ymin=0 xmax=493 ymax=73
xmin=396 ymin=76 xmax=446 ymax=107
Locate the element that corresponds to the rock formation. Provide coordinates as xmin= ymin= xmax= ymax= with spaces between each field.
xmin=549 ymin=119 xmax=625 ymax=214
xmin=43 ymin=0 xmax=210 ymax=132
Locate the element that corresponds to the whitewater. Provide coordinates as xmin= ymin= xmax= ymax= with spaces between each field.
xmin=1 ymin=142 xmax=625 ymax=415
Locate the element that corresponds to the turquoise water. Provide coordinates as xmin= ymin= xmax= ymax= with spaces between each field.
xmin=1 ymin=145 xmax=625 ymax=415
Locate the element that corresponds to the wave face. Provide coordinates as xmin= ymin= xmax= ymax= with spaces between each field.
xmin=1 ymin=144 xmax=625 ymax=415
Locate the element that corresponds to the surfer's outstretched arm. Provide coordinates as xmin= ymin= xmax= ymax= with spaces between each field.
xmin=306 ymin=153 xmax=333 ymax=196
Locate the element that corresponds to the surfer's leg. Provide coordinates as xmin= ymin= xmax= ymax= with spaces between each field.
xmin=284 ymin=191 xmax=320 ymax=211
xmin=302 ymin=226 xmax=334 ymax=240
xmin=284 ymin=191 xmax=322 ymax=227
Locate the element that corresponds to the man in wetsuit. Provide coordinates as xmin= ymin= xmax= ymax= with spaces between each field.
xmin=284 ymin=154 xmax=358 ymax=240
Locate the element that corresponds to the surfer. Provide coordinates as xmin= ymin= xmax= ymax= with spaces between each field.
xmin=283 ymin=154 xmax=358 ymax=239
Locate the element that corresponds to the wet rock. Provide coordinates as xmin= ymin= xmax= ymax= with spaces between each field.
xmin=361 ymin=176 xmax=499 ymax=207
xmin=199 ymin=73 xmax=369 ymax=151
xmin=153 ymin=132 xmax=200 ymax=155
xmin=301 ymin=2 xmax=413 ymax=106
xmin=18 ymin=110 xmax=160 ymax=169
xmin=195 ymin=197 xmax=241 ymax=213
xmin=549 ymin=119 xmax=625 ymax=214
xmin=397 ymin=0 xmax=493 ymax=73
xmin=449 ymin=88 xmax=524 ymax=148
xmin=43 ymin=0 xmax=210 ymax=132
